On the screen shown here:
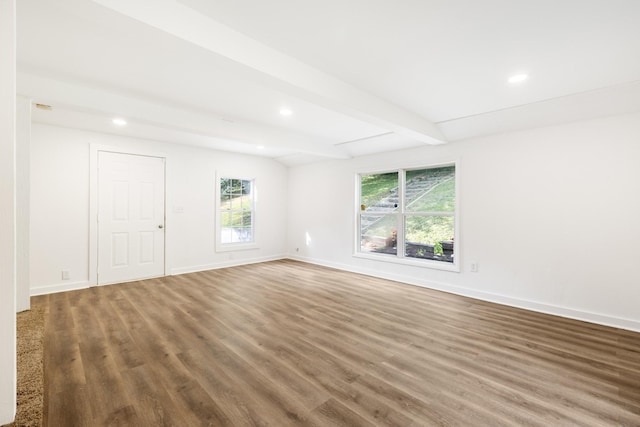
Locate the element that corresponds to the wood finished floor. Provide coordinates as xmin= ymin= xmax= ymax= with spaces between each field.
xmin=35 ymin=260 xmax=640 ymax=426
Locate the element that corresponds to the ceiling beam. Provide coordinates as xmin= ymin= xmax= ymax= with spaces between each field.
xmin=18 ymin=72 xmax=351 ymax=159
xmin=90 ymin=0 xmax=447 ymax=145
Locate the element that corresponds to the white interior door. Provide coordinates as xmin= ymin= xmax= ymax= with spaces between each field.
xmin=98 ymin=151 xmax=165 ymax=285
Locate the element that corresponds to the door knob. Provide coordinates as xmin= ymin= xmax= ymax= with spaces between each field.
xmin=158 ymin=224 xmax=164 ymax=229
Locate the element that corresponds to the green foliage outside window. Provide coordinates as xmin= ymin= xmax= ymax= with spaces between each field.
xmin=359 ymin=172 xmax=398 ymax=208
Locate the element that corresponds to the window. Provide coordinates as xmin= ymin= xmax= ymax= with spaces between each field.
xmin=218 ymin=177 xmax=255 ymax=248
xmin=357 ymin=164 xmax=457 ymax=270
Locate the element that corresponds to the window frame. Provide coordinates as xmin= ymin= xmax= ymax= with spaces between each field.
xmin=354 ymin=161 xmax=460 ymax=272
xmin=216 ymin=174 xmax=258 ymax=252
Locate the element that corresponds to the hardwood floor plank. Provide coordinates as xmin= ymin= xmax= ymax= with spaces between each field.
xmin=44 ymin=327 xmax=86 ymax=395
xmin=220 ymin=334 xmax=331 ymax=411
xmin=47 ymin=291 xmax=75 ymax=332
xmin=94 ymin=297 xmax=146 ymax=371
xmin=75 ymin=340 xmax=132 ymax=424
xmin=119 ymin=364 xmax=193 ymax=427
xmin=311 ymin=398 xmax=375 ymax=427
xmin=194 ymin=339 xmax=322 ymax=425
xmin=251 ymin=337 xmax=415 ymax=426
xmin=174 ymin=380 xmax=233 ymax=426
xmin=46 ymin=385 xmax=94 ymax=427
xmin=41 ymin=260 xmax=640 ymax=426
xmin=176 ymin=350 xmax=272 ymax=427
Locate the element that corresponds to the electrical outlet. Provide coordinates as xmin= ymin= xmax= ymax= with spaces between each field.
xmin=61 ymin=270 xmax=70 ymax=280
xmin=295 ymin=247 xmax=299 ymax=252
xmin=470 ymin=263 xmax=479 ymax=273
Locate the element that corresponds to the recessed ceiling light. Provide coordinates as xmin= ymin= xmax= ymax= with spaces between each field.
xmin=508 ymin=74 xmax=528 ymax=84
xmin=279 ymin=108 xmax=292 ymax=116
xmin=112 ymin=118 xmax=127 ymax=126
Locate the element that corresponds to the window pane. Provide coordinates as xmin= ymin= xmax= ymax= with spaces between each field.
xmin=229 ymin=212 xmax=242 ymax=227
xmin=221 ymin=211 xmax=233 ymax=243
xmin=229 ymin=179 xmax=238 ymax=196
xmin=405 ymin=216 xmax=454 ymax=262
xmin=360 ymin=172 xmax=399 ymax=212
xmin=221 ymin=228 xmax=232 ymax=243
xmin=360 ymin=214 xmax=398 ymax=255
xmin=406 ymin=166 xmax=455 ymax=212
xmin=236 ymin=195 xmax=251 ymax=210
xmin=232 ymin=228 xmax=252 ymax=243
xmin=242 ymin=211 xmax=252 ymax=227
xmin=221 ymin=211 xmax=232 ymax=227
xmin=241 ymin=180 xmax=251 ymax=196
xmin=221 ymin=178 xmax=233 ymax=204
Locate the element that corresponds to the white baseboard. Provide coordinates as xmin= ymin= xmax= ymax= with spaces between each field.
xmin=287 ymin=254 xmax=640 ymax=333
xmin=31 ymin=280 xmax=92 ymax=296
xmin=169 ymin=254 xmax=286 ymax=276
xmin=0 ymin=405 xmax=16 ymax=427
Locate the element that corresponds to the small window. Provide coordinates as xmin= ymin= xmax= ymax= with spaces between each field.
xmin=357 ymin=164 xmax=457 ymax=270
xmin=218 ymin=177 xmax=255 ymax=249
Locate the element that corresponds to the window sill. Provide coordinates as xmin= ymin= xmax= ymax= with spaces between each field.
xmin=353 ymin=251 xmax=460 ymax=272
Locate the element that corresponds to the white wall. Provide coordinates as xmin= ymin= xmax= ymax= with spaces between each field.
xmin=30 ymin=124 xmax=288 ymax=294
xmin=287 ymin=112 xmax=640 ymax=331
xmin=16 ymin=95 xmax=31 ymax=312
xmin=0 ymin=0 xmax=17 ymax=423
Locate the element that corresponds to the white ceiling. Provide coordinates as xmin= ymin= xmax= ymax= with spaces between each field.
xmin=17 ymin=0 xmax=640 ymax=165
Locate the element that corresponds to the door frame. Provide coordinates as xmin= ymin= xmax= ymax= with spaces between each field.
xmin=89 ymin=144 xmax=167 ymax=286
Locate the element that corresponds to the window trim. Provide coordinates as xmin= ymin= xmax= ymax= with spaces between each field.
xmin=215 ymin=174 xmax=258 ymax=252
xmin=353 ymin=161 xmax=460 ymax=272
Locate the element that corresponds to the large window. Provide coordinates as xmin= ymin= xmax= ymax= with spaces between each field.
xmin=357 ymin=164 xmax=457 ymax=269
xmin=218 ymin=177 xmax=255 ymax=248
